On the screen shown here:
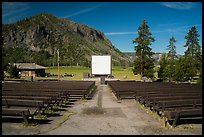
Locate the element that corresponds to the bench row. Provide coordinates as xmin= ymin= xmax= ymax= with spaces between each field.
xmin=108 ymin=81 xmax=202 ymax=127
xmin=2 ymin=81 xmax=96 ymax=124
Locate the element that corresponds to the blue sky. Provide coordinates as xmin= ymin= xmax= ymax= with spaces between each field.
xmin=2 ymin=2 xmax=202 ymax=55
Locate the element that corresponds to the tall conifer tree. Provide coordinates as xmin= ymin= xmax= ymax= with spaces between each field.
xmin=184 ymin=26 xmax=201 ymax=81
xmin=132 ymin=20 xmax=155 ymax=79
xmin=166 ymin=37 xmax=177 ymax=81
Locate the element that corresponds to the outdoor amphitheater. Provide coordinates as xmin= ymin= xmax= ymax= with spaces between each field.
xmin=2 ymin=78 xmax=202 ymax=135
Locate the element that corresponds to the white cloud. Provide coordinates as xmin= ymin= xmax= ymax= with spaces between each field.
xmin=160 ymin=2 xmax=196 ymax=10
xmin=105 ymin=24 xmax=202 ymax=36
xmin=2 ymin=2 xmax=30 ymax=23
xmin=3 ymin=2 xmax=30 ymax=17
xmin=62 ymin=4 xmax=103 ymax=18
xmin=153 ymin=24 xmax=202 ymax=34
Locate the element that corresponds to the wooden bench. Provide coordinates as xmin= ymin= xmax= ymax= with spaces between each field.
xmin=2 ymin=108 xmax=34 ymax=124
xmin=136 ymin=92 xmax=202 ymax=105
xmin=153 ymin=99 xmax=202 ymax=113
xmin=145 ymin=96 xmax=201 ymax=108
xmin=2 ymin=99 xmax=45 ymax=115
xmin=2 ymin=91 xmax=66 ymax=105
xmin=161 ymin=108 xmax=202 ymax=128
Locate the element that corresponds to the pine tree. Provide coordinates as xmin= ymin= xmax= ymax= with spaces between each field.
xmin=158 ymin=54 xmax=168 ymax=81
xmin=184 ymin=26 xmax=201 ymax=58
xmin=132 ymin=20 xmax=155 ymax=79
xmin=174 ymin=56 xmax=196 ymax=82
xmin=166 ymin=37 xmax=177 ymax=82
xmin=167 ymin=37 xmax=177 ymax=60
xmin=7 ymin=65 xmax=20 ymax=78
xmin=184 ymin=26 xmax=201 ymax=81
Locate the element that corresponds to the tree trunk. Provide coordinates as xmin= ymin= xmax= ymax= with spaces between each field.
xmin=141 ymin=49 xmax=143 ymax=80
xmin=57 ymin=49 xmax=60 ymax=81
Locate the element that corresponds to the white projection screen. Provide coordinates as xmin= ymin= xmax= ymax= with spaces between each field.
xmin=91 ymin=55 xmax=112 ymax=75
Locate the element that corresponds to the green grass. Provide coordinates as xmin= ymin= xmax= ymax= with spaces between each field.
xmin=5 ymin=66 xmax=156 ymax=81
xmin=47 ymin=66 xmax=90 ymax=74
xmin=112 ymin=67 xmax=141 ymax=80
xmin=45 ymin=66 xmax=90 ymax=80
xmin=45 ymin=66 xmax=141 ymax=81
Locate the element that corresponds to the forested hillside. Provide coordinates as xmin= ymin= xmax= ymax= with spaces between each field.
xmin=2 ymin=14 xmax=131 ymax=67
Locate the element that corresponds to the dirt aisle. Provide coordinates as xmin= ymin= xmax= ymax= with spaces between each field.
xmin=39 ymin=82 xmax=163 ymax=135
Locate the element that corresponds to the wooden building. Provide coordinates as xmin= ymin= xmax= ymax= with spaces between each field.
xmin=13 ymin=63 xmax=48 ymax=77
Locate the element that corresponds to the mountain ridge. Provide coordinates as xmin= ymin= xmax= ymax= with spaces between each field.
xmin=2 ymin=13 xmax=131 ymax=67
xmin=123 ymin=52 xmax=183 ymax=64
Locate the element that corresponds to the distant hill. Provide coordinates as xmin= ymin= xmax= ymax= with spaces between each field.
xmin=2 ymin=14 xmax=131 ymax=67
xmin=123 ymin=52 xmax=163 ymax=64
xmin=123 ymin=52 xmax=183 ymax=64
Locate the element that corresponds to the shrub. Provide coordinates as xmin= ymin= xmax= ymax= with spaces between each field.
xmin=7 ymin=65 xmax=20 ymax=78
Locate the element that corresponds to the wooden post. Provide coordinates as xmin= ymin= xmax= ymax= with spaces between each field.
xmin=57 ymin=49 xmax=60 ymax=81
xmin=141 ymin=49 xmax=143 ymax=80
xmin=100 ymin=76 xmax=105 ymax=84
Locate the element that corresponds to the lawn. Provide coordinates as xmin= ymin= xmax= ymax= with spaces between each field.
xmin=45 ymin=66 xmax=141 ymax=81
xmin=112 ymin=67 xmax=141 ymax=80
xmin=45 ymin=66 xmax=90 ymax=80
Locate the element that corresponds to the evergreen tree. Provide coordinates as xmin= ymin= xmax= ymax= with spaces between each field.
xmin=7 ymin=65 xmax=20 ymax=78
xmin=166 ymin=37 xmax=177 ymax=82
xmin=132 ymin=20 xmax=155 ymax=79
xmin=184 ymin=26 xmax=201 ymax=58
xmin=167 ymin=37 xmax=177 ymax=60
xmin=184 ymin=26 xmax=201 ymax=81
xmin=158 ymin=54 xmax=168 ymax=81
xmin=174 ymin=56 xmax=196 ymax=82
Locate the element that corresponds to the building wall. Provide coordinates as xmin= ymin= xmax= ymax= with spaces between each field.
xmin=19 ymin=69 xmax=46 ymax=77
xmin=21 ymin=71 xmax=36 ymax=77
xmin=35 ymin=69 xmax=46 ymax=77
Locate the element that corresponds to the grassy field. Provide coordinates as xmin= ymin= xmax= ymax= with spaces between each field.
xmin=112 ymin=67 xmax=141 ymax=80
xmin=45 ymin=66 xmax=141 ymax=81
xmin=45 ymin=66 xmax=90 ymax=80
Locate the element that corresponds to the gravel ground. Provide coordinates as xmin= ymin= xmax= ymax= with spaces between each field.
xmin=2 ymin=80 xmax=202 ymax=135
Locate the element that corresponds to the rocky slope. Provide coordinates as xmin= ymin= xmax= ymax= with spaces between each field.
xmin=2 ymin=14 xmax=131 ymax=67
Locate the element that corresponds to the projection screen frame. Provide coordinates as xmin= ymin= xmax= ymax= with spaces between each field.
xmin=91 ymin=55 xmax=112 ymax=76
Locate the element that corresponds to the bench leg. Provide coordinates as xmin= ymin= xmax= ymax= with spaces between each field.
xmin=66 ymin=94 xmax=69 ymax=101
xmin=172 ymin=114 xmax=179 ymax=128
xmin=37 ymin=103 xmax=42 ymax=116
xmin=117 ymin=93 xmax=121 ymax=100
xmin=21 ymin=111 xmax=29 ymax=124
xmin=162 ymin=116 xmax=168 ymax=127
xmin=4 ymin=99 xmax=9 ymax=108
